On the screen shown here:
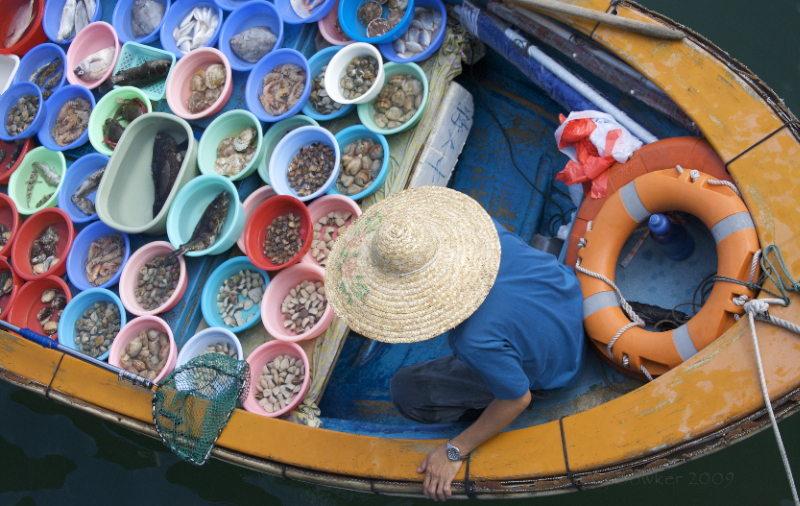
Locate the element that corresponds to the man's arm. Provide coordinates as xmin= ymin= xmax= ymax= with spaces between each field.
xmin=418 ymin=391 xmax=532 ymax=501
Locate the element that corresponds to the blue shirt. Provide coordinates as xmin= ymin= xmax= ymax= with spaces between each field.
xmin=448 ymin=221 xmax=586 ymax=400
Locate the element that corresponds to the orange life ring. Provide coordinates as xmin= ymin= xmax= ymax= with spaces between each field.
xmin=576 ymin=168 xmax=760 ymax=379
xmin=565 ymin=137 xmax=732 ymax=268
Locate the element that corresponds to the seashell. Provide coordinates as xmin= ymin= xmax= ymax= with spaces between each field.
xmin=33 ymin=263 xmax=46 ymax=274
xmin=367 ymin=18 xmax=391 ymax=38
xmin=391 ymin=89 xmax=406 ymax=107
xmin=205 ymin=63 xmax=226 ymax=89
xmin=403 ymin=96 xmax=415 ymax=114
xmin=388 ymin=8 xmax=404 ymax=28
xmin=368 ymin=144 xmax=384 ymax=160
xmin=386 ymin=0 xmax=408 ymax=10
xmin=132 ymin=359 xmax=147 ymax=371
xmin=357 ymin=1 xmax=382 ymax=26
xmin=345 ymin=157 xmax=362 ymax=176
xmin=190 ymin=69 xmax=207 ymax=92
xmin=388 ymin=75 xmax=407 ymax=87
xmin=354 ymin=169 xmax=371 ymax=186
xmin=43 ymin=321 xmax=58 ymax=335
xmin=41 ymin=289 xmax=58 ymax=303
xmin=127 ymin=339 xmax=143 ymax=357
xmin=386 ymin=106 xmax=404 ymax=121
xmin=374 ymin=113 xmax=388 ymax=128
xmin=373 ymin=98 xmax=391 ymax=114
xmin=233 ymin=127 xmax=256 ymax=152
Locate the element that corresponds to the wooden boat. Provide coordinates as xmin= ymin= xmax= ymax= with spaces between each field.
xmin=2 ymin=0 xmax=799 ymax=499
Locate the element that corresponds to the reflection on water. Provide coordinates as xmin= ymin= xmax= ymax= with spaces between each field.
xmin=3 ymin=1 xmax=800 ymax=504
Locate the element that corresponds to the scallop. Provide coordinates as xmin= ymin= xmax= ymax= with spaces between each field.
xmin=205 ymin=63 xmax=226 ymax=89
xmin=233 ymin=127 xmax=256 ymax=152
xmin=190 ymin=69 xmax=206 ymax=92
xmin=367 ymin=18 xmax=391 ymax=38
xmin=357 ymin=1 xmax=383 ymax=26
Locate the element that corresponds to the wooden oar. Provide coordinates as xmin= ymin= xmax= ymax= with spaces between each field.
xmin=506 ymin=0 xmax=685 ymax=40
xmin=1 ymin=319 xmax=156 ymax=391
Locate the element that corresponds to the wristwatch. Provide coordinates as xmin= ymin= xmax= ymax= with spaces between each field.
xmin=445 ymin=440 xmax=463 ymax=461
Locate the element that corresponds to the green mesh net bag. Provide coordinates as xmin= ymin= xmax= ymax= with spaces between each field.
xmin=152 ymin=353 xmax=250 ymax=465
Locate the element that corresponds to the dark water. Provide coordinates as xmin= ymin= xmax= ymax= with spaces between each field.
xmin=3 ymin=2 xmax=800 ymax=505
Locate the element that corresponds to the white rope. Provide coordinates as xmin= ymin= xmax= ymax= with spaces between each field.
xmin=734 ymin=295 xmax=800 ymax=506
xmin=750 ymin=249 xmax=762 ymax=283
xmin=640 ymin=365 xmax=654 ymax=381
xmin=675 ymin=164 xmax=742 ymax=197
xmin=707 ymin=178 xmax=742 ymax=197
xmin=575 ymin=258 xmax=645 ymax=363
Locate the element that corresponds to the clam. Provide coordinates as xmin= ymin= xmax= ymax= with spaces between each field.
xmin=367 ymin=18 xmax=391 ymax=38
xmin=357 ymin=1 xmax=383 ymax=26
xmin=205 ymin=63 xmax=226 ymax=89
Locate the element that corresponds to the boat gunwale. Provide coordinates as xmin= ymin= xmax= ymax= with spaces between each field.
xmin=3 ymin=361 xmax=800 ymax=498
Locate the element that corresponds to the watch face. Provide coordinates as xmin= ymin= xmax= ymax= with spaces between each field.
xmin=446 ymin=447 xmax=460 ymax=460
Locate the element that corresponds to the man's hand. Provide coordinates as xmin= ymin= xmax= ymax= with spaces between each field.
xmin=419 ymin=444 xmax=462 ymax=501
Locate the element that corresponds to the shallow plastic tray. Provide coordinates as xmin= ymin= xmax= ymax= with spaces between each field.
xmin=111 ymin=42 xmax=176 ymax=102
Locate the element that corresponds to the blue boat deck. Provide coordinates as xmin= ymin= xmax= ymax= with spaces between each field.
xmin=317 ymin=47 xmax=717 ymax=439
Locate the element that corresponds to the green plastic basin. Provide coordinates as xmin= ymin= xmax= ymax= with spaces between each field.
xmin=88 ymin=86 xmax=153 ymax=156
xmin=8 ymin=147 xmax=66 ymax=216
xmin=95 ymin=112 xmax=198 ymax=235
xmin=198 ymin=110 xmax=264 ymax=182
xmin=357 ymin=62 xmax=429 ymax=136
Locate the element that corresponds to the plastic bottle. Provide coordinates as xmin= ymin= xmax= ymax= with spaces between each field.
xmin=648 ymin=214 xmax=695 ymax=261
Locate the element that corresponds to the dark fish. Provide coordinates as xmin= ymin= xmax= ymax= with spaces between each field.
xmin=6 ymin=141 xmax=23 ymax=171
xmin=73 ymin=166 xmax=105 ymax=198
xmin=36 ymin=193 xmax=54 ymax=208
xmin=71 ymin=195 xmax=95 ymax=216
xmin=167 ymin=191 xmax=230 ymax=258
xmin=229 ymin=26 xmax=277 ymax=63
xmin=131 ymin=0 xmax=166 ymax=38
xmin=151 ymin=131 xmax=186 ymax=217
xmin=0 ymin=149 xmax=5 ymax=165
xmin=98 ymin=59 xmax=172 ymax=94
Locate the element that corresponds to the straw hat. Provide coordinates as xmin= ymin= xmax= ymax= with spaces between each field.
xmin=324 ymin=186 xmax=501 ymax=343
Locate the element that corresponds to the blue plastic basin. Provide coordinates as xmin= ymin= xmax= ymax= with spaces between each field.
xmin=378 ymin=0 xmax=446 ymax=63
xmin=36 ymin=85 xmax=95 ymax=151
xmin=245 ymin=48 xmax=311 ymax=123
xmin=201 ymin=256 xmax=269 ymax=334
xmin=337 ymin=0 xmax=414 ymax=43
xmin=327 ymin=125 xmax=390 ymax=200
xmin=268 ymin=125 xmax=341 ymax=202
xmin=159 ymin=0 xmax=223 ymax=59
xmin=67 ymin=221 xmax=131 ymax=291
xmin=58 ymin=288 xmax=127 ymax=362
xmin=57 ymin=152 xmax=108 ymax=223
xmin=43 ymin=0 xmax=103 ymax=45
xmin=113 ymin=0 xmax=172 ymax=45
xmin=0 ymin=82 xmax=46 ymax=141
xmin=12 ymin=43 xmax=67 ymax=101
xmin=301 ymin=46 xmax=355 ymax=121
xmin=218 ymin=0 xmax=284 ymax=72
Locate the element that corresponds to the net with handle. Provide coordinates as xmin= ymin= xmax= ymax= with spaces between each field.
xmin=153 ymin=353 xmax=251 ymax=465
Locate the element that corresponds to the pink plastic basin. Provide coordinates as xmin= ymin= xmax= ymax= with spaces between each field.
xmin=165 ymin=47 xmax=232 ymax=121
xmin=317 ymin=0 xmax=355 ymax=46
xmin=261 ymin=262 xmax=333 ymax=342
xmin=301 ymin=194 xmax=361 ymax=267
xmin=108 ymin=315 xmax=177 ymax=384
xmin=237 ymin=185 xmax=277 ymax=253
xmin=65 ymin=22 xmax=121 ymax=90
xmin=243 ymin=340 xmax=310 ymax=418
xmin=118 ymin=241 xmax=187 ymax=317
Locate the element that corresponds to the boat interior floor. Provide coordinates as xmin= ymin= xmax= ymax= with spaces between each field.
xmin=318 ymin=48 xmax=718 ymax=439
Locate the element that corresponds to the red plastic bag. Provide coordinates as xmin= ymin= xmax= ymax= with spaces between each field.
xmin=554 ymin=112 xmax=642 ymax=199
